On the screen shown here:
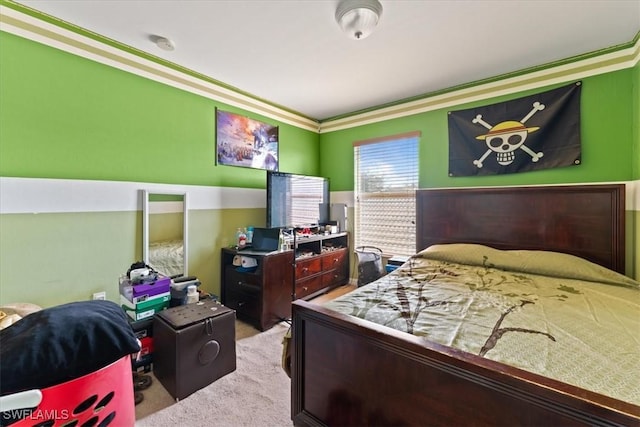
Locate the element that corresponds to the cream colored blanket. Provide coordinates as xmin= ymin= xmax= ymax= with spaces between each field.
xmin=326 ymin=244 xmax=640 ymax=405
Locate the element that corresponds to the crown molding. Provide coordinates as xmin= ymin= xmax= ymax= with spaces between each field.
xmin=320 ymin=36 xmax=640 ymax=133
xmin=1 ymin=3 xmax=638 ymax=135
xmin=0 ymin=4 xmax=320 ymax=132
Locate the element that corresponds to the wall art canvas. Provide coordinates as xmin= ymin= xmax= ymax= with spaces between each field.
xmin=216 ymin=109 xmax=279 ymax=171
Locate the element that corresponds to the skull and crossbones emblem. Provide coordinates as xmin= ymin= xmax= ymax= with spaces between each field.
xmin=472 ymin=102 xmax=545 ymax=168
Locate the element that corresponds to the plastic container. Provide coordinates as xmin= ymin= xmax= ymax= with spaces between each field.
xmin=4 ymin=355 xmax=135 ymax=427
xmin=236 ymin=228 xmax=247 ymax=249
xmin=186 ymin=285 xmax=199 ymax=304
xmin=278 ymin=228 xmax=285 ymax=251
xmin=170 ymin=277 xmax=201 ymax=307
xmin=385 ymin=264 xmax=400 ymax=273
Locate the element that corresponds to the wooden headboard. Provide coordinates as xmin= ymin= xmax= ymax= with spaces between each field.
xmin=416 ymin=184 xmax=625 ymax=273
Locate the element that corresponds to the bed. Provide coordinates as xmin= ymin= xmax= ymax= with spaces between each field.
xmin=291 ymin=184 xmax=640 ymax=427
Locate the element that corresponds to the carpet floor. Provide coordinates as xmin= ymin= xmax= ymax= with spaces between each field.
xmin=135 ymin=320 xmax=292 ymax=427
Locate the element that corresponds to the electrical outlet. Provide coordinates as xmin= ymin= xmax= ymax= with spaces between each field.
xmin=92 ymin=291 xmax=106 ymax=301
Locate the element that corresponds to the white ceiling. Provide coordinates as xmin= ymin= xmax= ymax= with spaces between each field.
xmin=15 ymin=0 xmax=640 ymax=121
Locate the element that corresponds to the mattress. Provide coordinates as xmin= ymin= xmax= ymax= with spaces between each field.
xmin=325 ymin=243 xmax=640 ymax=405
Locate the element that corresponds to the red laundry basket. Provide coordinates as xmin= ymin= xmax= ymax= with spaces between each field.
xmin=8 ymin=355 xmax=135 ymax=427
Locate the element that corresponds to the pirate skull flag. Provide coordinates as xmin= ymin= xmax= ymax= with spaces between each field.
xmin=448 ymin=82 xmax=581 ymax=176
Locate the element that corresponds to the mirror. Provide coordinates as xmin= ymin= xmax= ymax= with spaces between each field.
xmin=142 ymin=190 xmax=188 ymax=278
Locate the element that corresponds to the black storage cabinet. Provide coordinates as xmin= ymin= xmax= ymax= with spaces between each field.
xmin=153 ymin=300 xmax=236 ymax=400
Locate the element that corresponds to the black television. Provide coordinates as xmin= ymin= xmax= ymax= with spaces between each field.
xmin=267 ymin=171 xmax=330 ymax=228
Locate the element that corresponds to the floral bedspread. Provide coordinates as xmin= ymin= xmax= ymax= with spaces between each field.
xmin=325 ymin=244 xmax=640 ymax=405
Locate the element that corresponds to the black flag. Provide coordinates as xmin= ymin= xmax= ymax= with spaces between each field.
xmin=448 ymin=82 xmax=581 ymax=176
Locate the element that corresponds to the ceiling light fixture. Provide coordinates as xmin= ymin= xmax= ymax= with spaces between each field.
xmin=335 ymin=0 xmax=383 ymax=40
xmin=155 ymin=36 xmax=175 ymax=51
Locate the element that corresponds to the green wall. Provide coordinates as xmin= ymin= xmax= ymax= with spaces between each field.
xmin=0 ymin=29 xmax=638 ymax=309
xmin=0 ymin=31 xmax=320 ymax=185
xmin=319 ymin=69 xmax=636 ymax=190
xmin=319 ymin=67 xmax=639 ymax=279
xmin=0 ymin=31 xmax=318 ymax=307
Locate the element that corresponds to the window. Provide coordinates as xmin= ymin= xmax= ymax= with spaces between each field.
xmin=354 ymin=131 xmax=419 ymax=256
xmin=267 ymin=172 xmax=329 ymax=228
xmin=288 ymin=175 xmax=328 ymax=227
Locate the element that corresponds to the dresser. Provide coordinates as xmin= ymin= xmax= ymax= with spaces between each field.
xmin=221 ymin=248 xmax=293 ymax=331
xmin=294 ymin=233 xmax=349 ymax=300
xmin=221 ymin=232 xmax=349 ymax=330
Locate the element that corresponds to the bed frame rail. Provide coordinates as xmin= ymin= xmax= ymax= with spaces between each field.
xmin=292 ymin=300 xmax=640 ymax=427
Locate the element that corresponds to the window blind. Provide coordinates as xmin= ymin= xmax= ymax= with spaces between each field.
xmin=290 ymin=175 xmax=326 ymax=227
xmin=354 ymin=132 xmax=419 ymax=256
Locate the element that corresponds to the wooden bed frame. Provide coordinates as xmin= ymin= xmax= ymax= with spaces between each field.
xmin=291 ymin=184 xmax=639 ymax=427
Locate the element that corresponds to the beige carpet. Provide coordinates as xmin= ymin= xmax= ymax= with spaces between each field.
xmin=135 ymin=320 xmax=292 ymax=427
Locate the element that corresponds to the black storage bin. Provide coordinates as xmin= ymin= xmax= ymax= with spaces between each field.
xmin=153 ymin=299 xmax=236 ymax=400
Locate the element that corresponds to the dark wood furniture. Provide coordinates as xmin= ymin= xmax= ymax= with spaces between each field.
xmin=292 ymin=184 xmax=639 ymax=426
xmin=294 ymin=232 xmax=349 ymax=300
xmin=221 ymin=232 xmax=349 ymax=331
xmin=221 ymin=248 xmax=292 ymax=331
xmin=416 ymin=184 xmax=625 ymax=274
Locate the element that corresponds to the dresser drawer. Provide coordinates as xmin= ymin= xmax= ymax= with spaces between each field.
xmin=295 ymin=257 xmax=322 ymax=280
xmin=321 ymin=249 xmax=347 ymax=270
xmin=295 ymin=276 xmax=324 ymax=299
xmin=322 ymin=269 xmax=348 ymax=287
xmin=226 ymin=266 xmax=262 ymax=288
xmin=224 ymin=288 xmax=260 ymax=320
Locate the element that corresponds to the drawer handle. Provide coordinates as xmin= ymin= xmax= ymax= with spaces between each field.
xmin=237 ymin=281 xmax=244 ymax=286
xmin=238 ymin=301 xmax=245 ymax=307
xmin=302 ymin=267 xmax=309 ymax=273
xmin=333 ymin=258 xmax=339 ymax=264
xmin=302 ymin=287 xmax=308 ymax=292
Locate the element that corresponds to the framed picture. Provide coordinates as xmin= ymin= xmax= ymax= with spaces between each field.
xmin=216 ymin=109 xmax=279 ymax=171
